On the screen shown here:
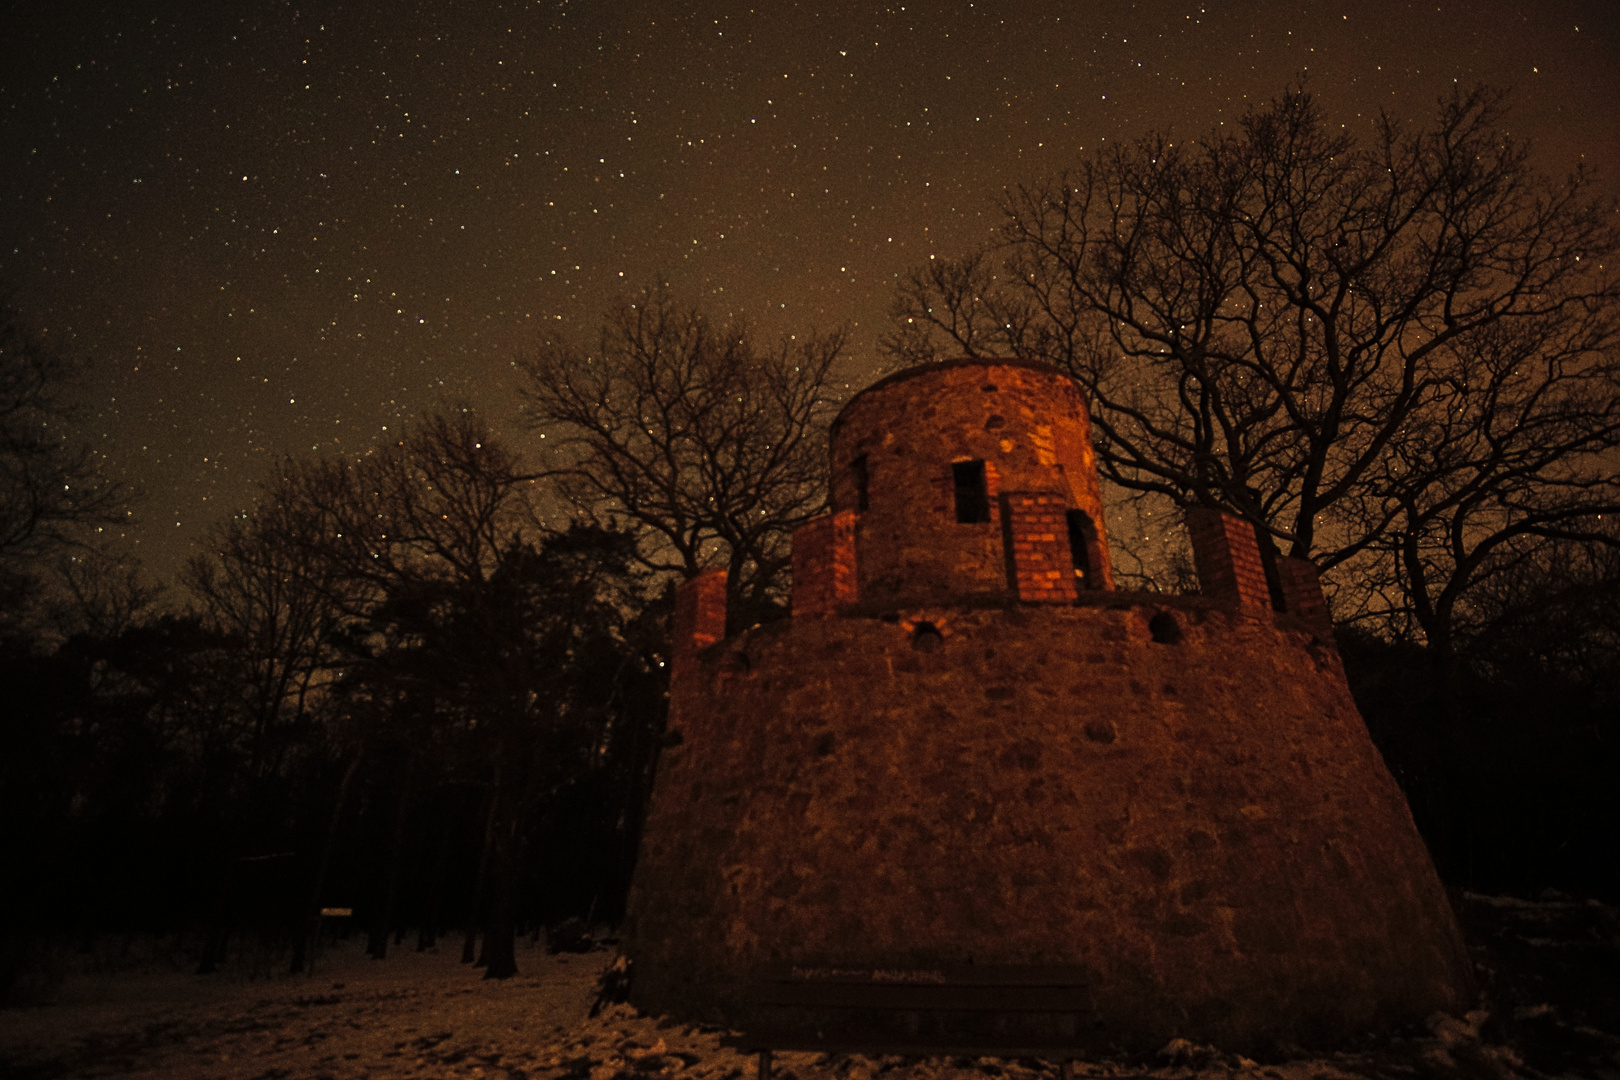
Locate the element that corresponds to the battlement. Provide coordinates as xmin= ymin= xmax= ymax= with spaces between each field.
xmin=635 ymin=359 xmax=1465 ymax=1053
xmin=672 ymin=360 xmax=1334 ymax=653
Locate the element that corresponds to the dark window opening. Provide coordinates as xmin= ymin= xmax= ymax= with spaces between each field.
xmin=953 ymin=460 xmax=991 ymax=523
xmin=1066 ymin=509 xmax=1098 ymax=588
xmin=852 ymin=454 xmax=870 ymax=512
xmin=1148 ymin=612 xmax=1182 ymax=645
xmin=912 ymin=621 xmax=943 ymax=652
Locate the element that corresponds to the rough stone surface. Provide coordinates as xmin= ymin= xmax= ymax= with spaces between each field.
xmin=671 ymin=569 xmax=727 ymax=694
xmin=829 ymin=360 xmax=1114 ymax=605
xmin=626 ymin=359 xmax=1471 ymax=1054
xmin=1277 ymin=558 xmax=1334 ymax=643
xmin=628 ymin=601 xmax=1472 ymax=1052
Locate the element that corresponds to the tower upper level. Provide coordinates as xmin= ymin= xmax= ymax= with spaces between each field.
xmin=809 ymin=358 xmax=1114 ymax=610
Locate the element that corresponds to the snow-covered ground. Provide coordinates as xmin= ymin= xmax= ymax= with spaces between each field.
xmin=2 ymin=892 xmax=1616 ymax=1080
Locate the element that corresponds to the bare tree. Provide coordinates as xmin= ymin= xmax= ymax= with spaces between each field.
xmin=254 ymin=409 xmax=647 ymax=978
xmin=886 ymin=86 xmax=1620 ymax=654
xmin=518 ymin=289 xmax=848 ymax=626
xmin=184 ymin=491 xmax=355 ymax=782
xmin=0 ymin=303 xmax=124 ymax=619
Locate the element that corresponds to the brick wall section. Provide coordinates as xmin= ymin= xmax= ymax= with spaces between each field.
xmin=671 ymin=569 xmax=728 ymax=687
xmin=1001 ymin=491 xmax=1080 ymax=603
xmin=1185 ymin=507 xmax=1271 ymax=612
xmin=791 ymin=510 xmax=858 ymax=617
xmin=1278 ymin=556 xmax=1335 ymax=642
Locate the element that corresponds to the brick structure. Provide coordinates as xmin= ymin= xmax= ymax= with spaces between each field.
xmin=790 ymin=510 xmax=858 ymax=617
xmin=1278 ymin=556 xmax=1335 ymax=642
xmin=1001 ymin=491 xmax=1079 ymax=603
xmin=829 ymin=359 xmax=1114 ymax=606
xmin=626 ymin=359 xmax=1469 ymax=1055
xmin=1185 ymin=506 xmax=1273 ymax=612
xmin=670 ymin=569 xmax=727 ymax=675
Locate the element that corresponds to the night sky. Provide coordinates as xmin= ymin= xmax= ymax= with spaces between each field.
xmin=2 ymin=0 xmax=1616 ymax=585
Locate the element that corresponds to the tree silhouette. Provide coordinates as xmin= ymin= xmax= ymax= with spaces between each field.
xmin=251 ymin=409 xmax=657 ymax=977
xmin=519 ymin=288 xmax=848 ymax=628
xmin=886 ymin=87 xmax=1620 ymax=657
xmin=0 ymin=302 xmax=125 ymax=624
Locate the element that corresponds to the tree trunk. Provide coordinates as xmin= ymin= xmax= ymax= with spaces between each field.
xmin=417 ymin=810 xmax=451 ymax=952
xmin=481 ymin=819 xmax=520 ymax=979
xmin=462 ymin=779 xmax=500 ymax=965
xmin=368 ymin=756 xmax=415 ymax=961
xmin=291 ymin=754 xmax=362 ymax=975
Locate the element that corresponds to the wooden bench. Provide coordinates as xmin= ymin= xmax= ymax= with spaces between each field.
xmin=721 ymin=965 xmax=1096 ymax=1080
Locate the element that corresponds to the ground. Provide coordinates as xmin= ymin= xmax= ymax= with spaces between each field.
xmin=1 ymin=893 xmax=1615 ymax=1080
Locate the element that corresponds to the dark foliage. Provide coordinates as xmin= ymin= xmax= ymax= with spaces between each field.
xmin=2 ymin=410 xmax=671 ymax=999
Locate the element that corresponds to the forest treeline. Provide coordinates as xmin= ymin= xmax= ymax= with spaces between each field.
xmin=0 ymin=291 xmax=845 ymax=997
xmin=3 ymin=84 xmax=1619 ymax=1000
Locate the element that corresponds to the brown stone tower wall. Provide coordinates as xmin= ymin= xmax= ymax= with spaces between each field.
xmin=626 ymin=359 xmax=1464 ymax=1055
xmin=1278 ymin=556 xmax=1335 ymax=642
xmin=790 ymin=510 xmax=858 ymax=618
xmin=830 ymin=360 xmax=1113 ymax=606
xmin=628 ymin=601 xmax=1472 ymax=1052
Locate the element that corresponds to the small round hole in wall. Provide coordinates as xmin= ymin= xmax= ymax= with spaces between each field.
xmin=912 ymin=621 xmax=943 ymax=652
xmin=1149 ymin=612 xmax=1183 ymax=645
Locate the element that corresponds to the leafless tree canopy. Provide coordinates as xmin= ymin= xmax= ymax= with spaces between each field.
xmin=518 ymin=290 xmax=847 ymax=620
xmin=885 ymin=87 xmax=1620 ymax=651
xmin=0 ymin=303 xmax=125 ymax=605
xmin=278 ymin=409 xmax=538 ymax=604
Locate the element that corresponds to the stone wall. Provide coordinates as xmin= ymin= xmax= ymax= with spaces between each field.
xmin=670 ymin=569 xmax=727 ymax=695
xmin=829 ymin=360 xmax=1113 ymax=606
xmin=626 ymin=600 xmax=1472 ymax=1052
xmin=1278 ymin=557 xmax=1334 ymax=643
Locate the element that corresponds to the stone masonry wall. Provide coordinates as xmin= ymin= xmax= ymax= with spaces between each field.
xmin=829 ymin=360 xmax=1113 ymax=607
xmin=1001 ymin=491 xmax=1079 ymax=603
xmin=626 ymin=601 xmax=1472 ymax=1052
xmin=670 ymin=570 xmax=727 ymax=695
xmin=791 ymin=510 xmax=859 ymax=618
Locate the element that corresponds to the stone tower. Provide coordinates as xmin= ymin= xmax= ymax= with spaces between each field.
xmin=625 ymin=359 xmax=1472 ymax=1053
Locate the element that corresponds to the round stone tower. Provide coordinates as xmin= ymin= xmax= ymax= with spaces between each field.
xmin=829 ymin=360 xmax=1114 ymax=605
xmin=624 ymin=359 xmax=1472 ymax=1054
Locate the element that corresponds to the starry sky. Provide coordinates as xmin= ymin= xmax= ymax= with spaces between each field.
xmin=2 ymin=0 xmax=1616 ymax=585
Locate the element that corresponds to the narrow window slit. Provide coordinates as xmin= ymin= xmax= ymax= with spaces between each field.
xmin=953 ymin=460 xmax=990 ymax=523
xmin=1066 ymin=510 xmax=1098 ymax=588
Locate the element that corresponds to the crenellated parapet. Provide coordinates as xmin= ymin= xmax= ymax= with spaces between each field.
xmin=633 ymin=359 xmax=1461 ymax=1054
